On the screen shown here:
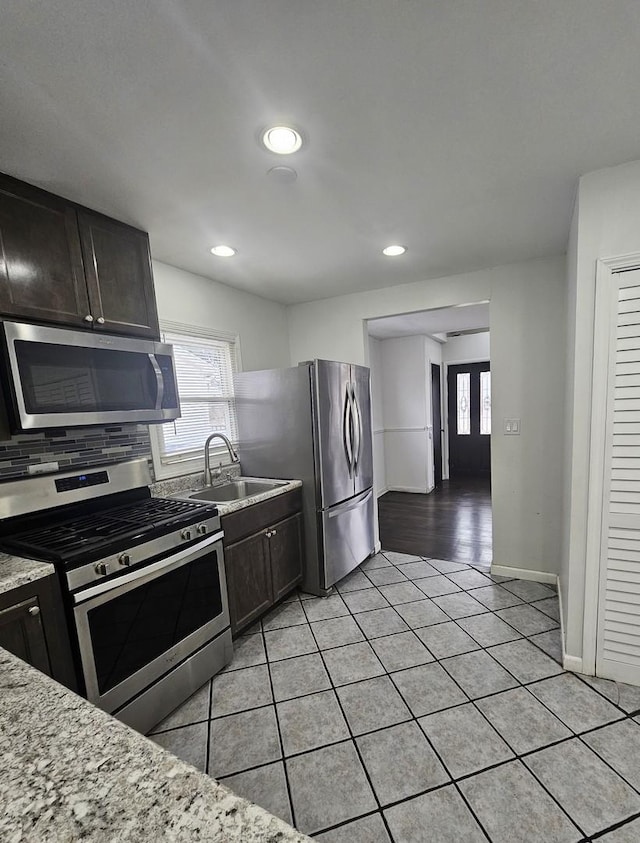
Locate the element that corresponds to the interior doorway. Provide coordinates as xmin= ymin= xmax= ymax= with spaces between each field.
xmin=367 ymin=304 xmax=492 ymax=566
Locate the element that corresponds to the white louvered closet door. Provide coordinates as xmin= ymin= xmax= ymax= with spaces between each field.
xmin=597 ymin=268 xmax=640 ymax=683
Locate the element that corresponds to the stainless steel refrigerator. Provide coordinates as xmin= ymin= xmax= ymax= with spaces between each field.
xmin=234 ymin=360 xmax=375 ymax=595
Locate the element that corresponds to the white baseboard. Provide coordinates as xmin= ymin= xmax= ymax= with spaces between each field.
xmin=376 ymin=487 xmax=389 ymax=498
xmin=563 ymin=654 xmax=584 ymax=673
xmin=374 ymin=540 xmax=382 ymax=554
xmin=556 ymin=573 xmax=585 ymax=674
xmin=387 ymin=485 xmax=429 ymax=494
xmin=490 ymin=564 xmax=557 ymax=585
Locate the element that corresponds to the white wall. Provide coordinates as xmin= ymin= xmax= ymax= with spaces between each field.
xmin=288 ymin=255 xmax=566 ymax=577
xmin=441 ymin=332 xmax=490 ymax=363
xmin=153 ymin=260 xmax=290 ymax=371
xmin=563 ymin=158 xmax=640 ymax=661
xmin=368 ymin=335 xmax=387 ymax=497
xmin=381 ymin=336 xmax=430 ymax=494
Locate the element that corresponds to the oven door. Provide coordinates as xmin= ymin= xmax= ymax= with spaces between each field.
xmin=73 ymin=532 xmax=228 ymax=714
xmin=2 ymin=320 xmax=180 ymax=430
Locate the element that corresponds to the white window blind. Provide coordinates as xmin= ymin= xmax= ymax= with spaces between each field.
xmin=157 ymin=322 xmax=239 ymax=465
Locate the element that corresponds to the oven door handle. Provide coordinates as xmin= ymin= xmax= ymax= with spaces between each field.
xmin=73 ymin=530 xmax=224 ymax=604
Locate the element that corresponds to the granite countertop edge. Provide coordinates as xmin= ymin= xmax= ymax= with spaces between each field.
xmin=0 ymin=647 xmax=311 ymax=842
xmin=0 ymin=552 xmax=55 ymax=596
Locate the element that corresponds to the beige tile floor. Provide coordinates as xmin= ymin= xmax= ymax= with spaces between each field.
xmin=150 ymin=550 xmax=640 ymax=842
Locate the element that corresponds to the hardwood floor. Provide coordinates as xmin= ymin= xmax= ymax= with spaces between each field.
xmin=377 ymin=478 xmax=492 ymax=565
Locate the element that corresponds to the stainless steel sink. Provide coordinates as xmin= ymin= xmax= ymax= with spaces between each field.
xmin=187 ymin=478 xmax=288 ymax=503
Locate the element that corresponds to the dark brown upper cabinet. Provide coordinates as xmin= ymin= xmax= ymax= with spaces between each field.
xmin=0 ymin=175 xmax=90 ymax=327
xmin=0 ymin=172 xmax=159 ymax=339
xmin=78 ymin=211 xmax=159 ymax=339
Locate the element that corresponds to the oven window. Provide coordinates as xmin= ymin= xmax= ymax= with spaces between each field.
xmin=87 ymin=550 xmax=223 ymax=695
xmin=15 ymin=341 xmax=175 ymax=413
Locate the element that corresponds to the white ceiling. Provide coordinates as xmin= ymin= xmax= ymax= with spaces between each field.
xmin=2 ymin=2 xmax=640 ymax=304
xmin=368 ymin=303 xmax=490 ymax=340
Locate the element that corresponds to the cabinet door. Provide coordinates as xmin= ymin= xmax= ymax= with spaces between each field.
xmin=225 ymin=531 xmax=273 ymax=635
xmin=0 ymin=174 xmax=90 ymax=326
xmin=0 ymin=595 xmax=51 ymax=675
xmin=78 ymin=211 xmax=160 ymax=339
xmin=269 ymin=513 xmax=304 ymax=603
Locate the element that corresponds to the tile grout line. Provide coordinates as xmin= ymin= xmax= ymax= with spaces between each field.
xmin=258 ymin=612 xmax=298 ymax=829
xmin=156 ymin=549 xmax=640 ymax=841
xmin=204 ymin=678 xmax=214 ymax=775
xmin=308 ymin=554 xmax=502 ymax=840
xmin=298 ymin=597 xmax=397 ymax=841
xmin=376 ymin=557 xmax=597 ymax=841
xmin=330 ymin=555 xmax=619 ymax=840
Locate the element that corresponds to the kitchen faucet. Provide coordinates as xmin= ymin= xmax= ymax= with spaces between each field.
xmin=203 ymin=433 xmax=240 ymax=486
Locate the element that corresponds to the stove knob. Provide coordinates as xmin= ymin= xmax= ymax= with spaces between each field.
xmin=197 ymin=524 xmax=208 ymax=536
xmin=181 ymin=529 xmax=192 ymax=541
xmin=95 ymin=562 xmax=109 ymax=577
xmin=118 ymin=553 xmax=131 ymax=567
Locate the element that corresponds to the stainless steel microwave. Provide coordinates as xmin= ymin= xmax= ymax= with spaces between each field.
xmin=0 ymin=321 xmax=180 ymax=431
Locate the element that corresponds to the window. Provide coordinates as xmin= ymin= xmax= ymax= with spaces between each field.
xmin=151 ymin=322 xmax=240 ymax=478
xmin=480 ymin=370 xmax=491 ymax=435
xmin=456 ymin=372 xmax=470 ymax=435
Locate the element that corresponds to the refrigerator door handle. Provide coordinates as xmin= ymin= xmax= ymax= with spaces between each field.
xmin=328 ymin=487 xmax=373 ymax=518
xmin=351 ymin=383 xmax=362 ymax=476
xmin=343 ymin=383 xmax=354 ymax=477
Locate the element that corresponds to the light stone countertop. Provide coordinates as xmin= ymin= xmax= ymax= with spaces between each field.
xmin=0 ymin=647 xmax=311 ymax=843
xmin=0 ymin=552 xmax=55 ymax=596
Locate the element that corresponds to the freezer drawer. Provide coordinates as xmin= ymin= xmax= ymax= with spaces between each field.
xmin=321 ymin=488 xmax=375 ymax=590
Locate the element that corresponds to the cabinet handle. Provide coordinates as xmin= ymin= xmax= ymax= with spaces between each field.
xmin=28 ymin=605 xmax=40 ymax=617
xmin=271 ymin=529 xmax=277 ymax=536
xmin=265 ymin=530 xmax=273 ymax=538
xmin=84 ymin=314 xmax=94 ymax=323
xmin=96 ymin=316 xmax=105 ymax=325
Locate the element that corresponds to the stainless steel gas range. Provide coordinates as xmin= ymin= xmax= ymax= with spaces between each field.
xmin=0 ymin=458 xmax=232 ymax=734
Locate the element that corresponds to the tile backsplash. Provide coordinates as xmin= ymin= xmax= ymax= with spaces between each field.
xmin=0 ymin=424 xmax=153 ymax=481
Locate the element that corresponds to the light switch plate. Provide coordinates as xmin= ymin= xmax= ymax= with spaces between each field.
xmin=504 ymin=418 xmax=521 ymax=435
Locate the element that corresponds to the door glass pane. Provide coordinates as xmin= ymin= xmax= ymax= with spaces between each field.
xmin=87 ymin=550 xmax=222 ymax=695
xmin=480 ymin=370 xmax=491 ymax=435
xmin=456 ymin=373 xmax=470 ymax=435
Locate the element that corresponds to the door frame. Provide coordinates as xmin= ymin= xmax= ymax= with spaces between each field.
xmin=443 ymin=356 xmax=490 ymax=479
xmin=583 ymin=253 xmax=640 ymax=676
xmin=431 ymin=363 xmax=443 ymax=486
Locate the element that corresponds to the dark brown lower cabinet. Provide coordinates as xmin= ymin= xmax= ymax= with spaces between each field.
xmin=224 ymin=533 xmax=274 ymax=634
xmin=0 ymin=594 xmax=51 ymax=674
xmin=0 ymin=575 xmax=77 ymax=690
xmin=270 ymin=513 xmax=305 ymax=603
xmin=222 ymin=490 xmax=304 ymax=636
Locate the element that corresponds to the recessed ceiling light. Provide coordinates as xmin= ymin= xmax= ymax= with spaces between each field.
xmin=262 ymin=125 xmax=303 ymax=155
xmin=382 ymin=245 xmax=407 ymax=257
xmin=210 ymin=245 xmax=236 ymax=257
